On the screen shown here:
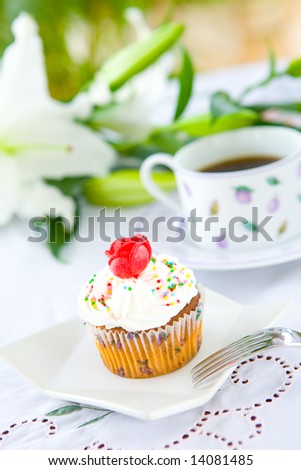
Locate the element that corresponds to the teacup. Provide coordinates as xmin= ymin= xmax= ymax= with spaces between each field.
xmin=140 ymin=126 xmax=301 ymax=251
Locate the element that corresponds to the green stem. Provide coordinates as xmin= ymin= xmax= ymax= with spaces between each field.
xmin=239 ymin=72 xmax=284 ymax=101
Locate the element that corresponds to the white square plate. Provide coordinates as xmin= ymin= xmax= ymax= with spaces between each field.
xmin=0 ymin=288 xmax=291 ymax=420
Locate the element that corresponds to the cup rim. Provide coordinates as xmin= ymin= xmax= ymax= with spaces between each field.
xmin=173 ymin=126 xmax=301 ymax=178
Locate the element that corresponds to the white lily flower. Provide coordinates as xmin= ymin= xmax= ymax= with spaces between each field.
xmin=85 ymin=8 xmax=176 ymax=142
xmin=0 ymin=12 xmax=116 ymax=226
xmin=124 ymin=7 xmax=151 ymax=40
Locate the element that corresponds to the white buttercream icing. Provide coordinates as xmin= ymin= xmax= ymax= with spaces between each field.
xmin=77 ymin=254 xmax=198 ymax=331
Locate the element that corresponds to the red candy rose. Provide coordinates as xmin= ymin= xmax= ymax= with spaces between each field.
xmin=105 ymin=235 xmax=152 ymax=279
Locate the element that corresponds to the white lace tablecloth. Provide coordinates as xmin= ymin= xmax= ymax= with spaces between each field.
xmin=1 ymin=63 xmax=301 ymax=450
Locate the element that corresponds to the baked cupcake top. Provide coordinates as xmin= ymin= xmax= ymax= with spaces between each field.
xmin=77 ymin=235 xmax=198 ymax=331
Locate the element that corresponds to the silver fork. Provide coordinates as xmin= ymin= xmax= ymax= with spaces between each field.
xmin=192 ymin=327 xmax=301 ymax=388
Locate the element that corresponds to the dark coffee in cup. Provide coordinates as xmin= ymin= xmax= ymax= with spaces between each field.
xmin=199 ymin=155 xmax=279 ymax=173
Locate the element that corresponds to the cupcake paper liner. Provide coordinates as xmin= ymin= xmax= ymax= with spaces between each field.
xmin=89 ymin=285 xmax=205 ymax=379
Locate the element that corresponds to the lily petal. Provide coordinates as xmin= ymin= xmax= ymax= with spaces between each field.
xmin=0 ymin=12 xmax=92 ymax=125
xmin=124 ymin=8 xmax=151 ymax=40
xmin=0 ymin=156 xmax=19 ymax=225
xmin=15 ymin=115 xmax=116 ymax=181
xmin=0 ymin=12 xmax=116 ymax=230
xmin=0 ymin=13 xmax=51 ymax=119
xmin=90 ymin=52 xmax=174 ymax=140
xmin=18 ymin=180 xmax=75 ymax=222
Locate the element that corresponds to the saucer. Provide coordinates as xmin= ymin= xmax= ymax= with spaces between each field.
xmin=141 ymin=202 xmax=301 ymax=271
xmin=0 ymin=288 xmax=291 ymax=421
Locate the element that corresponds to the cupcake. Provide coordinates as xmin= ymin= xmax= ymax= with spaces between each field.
xmin=77 ymin=235 xmax=204 ymax=378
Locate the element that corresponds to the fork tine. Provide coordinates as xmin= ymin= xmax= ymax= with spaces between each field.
xmin=192 ymin=341 xmax=269 ymax=388
xmin=192 ymin=340 xmax=267 ymax=381
xmin=191 ymin=330 xmax=267 ymax=375
xmin=192 ymin=339 xmax=271 ymax=388
xmin=192 ymin=336 xmax=271 ymax=383
xmin=192 ymin=333 xmax=273 ymax=382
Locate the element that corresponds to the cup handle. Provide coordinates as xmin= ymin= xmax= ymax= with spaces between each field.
xmin=140 ymin=153 xmax=179 ymax=212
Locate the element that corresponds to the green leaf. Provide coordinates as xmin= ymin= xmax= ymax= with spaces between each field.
xmin=297 ymin=195 xmax=301 ymax=202
xmin=287 ymin=58 xmax=301 ymax=77
xmin=43 ymin=179 xmax=86 ymax=259
xmin=44 ymin=176 xmax=89 ymax=197
xmin=173 ymin=46 xmax=194 ymax=120
xmin=83 ymin=169 xmax=176 ymax=206
xmin=266 ymin=177 xmax=281 ymax=185
xmin=46 ymin=198 xmax=80 ymax=260
xmin=210 ymin=92 xmax=240 ymax=119
xmin=98 ymin=132 xmax=189 ymax=162
xmin=46 ymin=216 xmax=71 ymax=259
xmin=46 ymin=405 xmax=83 ymax=416
xmin=101 ymin=23 xmax=184 ymax=91
xmin=107 ymin=131 xmax=189 ymax=158
xmin=235 ymin=186 xmax=253 ymax=193
xmin=248 ymin=102 xmax=301 ymax=113
xmin=77 ymin=412 xmax=114 ymax=428
xmin=163 ymin=110 xmax=260 ymax=137
xmin=148 ymin=131 xmax=190 ymax=154
xmin=243 ymin=221 xmax=259 ymax=232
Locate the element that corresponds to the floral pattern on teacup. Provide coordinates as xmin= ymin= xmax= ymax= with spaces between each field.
xmin=242 ymin=221 xmax=259 ymax=233
xmin=233 ymin=186 xmax=253 ymax=204
xmin=183 ymin=182 xmax=192 ymax=197
xmin=215 ymin=234 xmax=228 ymax=249
xmin=278 ymin=221 xmax=288 ymax=236
xmin=266 ymin=177 xmax=281 ymax=186
xmin=210 ymin=200 xmax=219 ymax=215
xmin=267 ymin=196 xmax=280 ymax=213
